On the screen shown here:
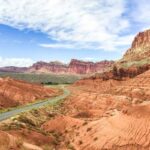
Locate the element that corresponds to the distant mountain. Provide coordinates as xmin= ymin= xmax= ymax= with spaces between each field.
xmin=68 ymin=59 xmax=114 ymax=74
xmin=28 ymin=61 xmax=68 ymax=74
xmin=0 ymin=59 xmax=114 ymax=75
xmin=0 ymin=66 xmax=28 ymax=73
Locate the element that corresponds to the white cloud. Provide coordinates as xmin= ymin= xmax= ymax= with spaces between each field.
xmin=0 ymin=0 xmax=149 ymax=52
xmin=39 ymin=34 xmax=135 ymax=51
xmin=0 ymin=57 xmax=34 ymax=67
xmin=0 ymin=0 xmax=133 ymax=51
xmin=39 ymin=43 xmax=74 ymax=49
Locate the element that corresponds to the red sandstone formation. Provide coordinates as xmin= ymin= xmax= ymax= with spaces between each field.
xmin=0 ymin=77 xmax=56 ymax=109
xmin=121 ymin=29 xmax=150 ymax=61
xmin=0 ymin=59 xmax=114 ymax=74
xmin=28 ymin=61 xmax=68 ymax=73
xmin=68 ymin=59 xmax=113 ymax=74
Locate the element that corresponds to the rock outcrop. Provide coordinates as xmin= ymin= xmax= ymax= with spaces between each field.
xmin=121 ymin=29 xmax=150 ymax=62
xmin=68 ymin=59 xmax=113 ymax=74
xmin=28 ymin=59 xmax=114 ymax=74
xmin=28 ymin=61 xmax=68 ymax=74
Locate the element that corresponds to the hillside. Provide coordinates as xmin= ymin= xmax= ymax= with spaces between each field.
xmin=0 ymin=77 xmax=56 ymax=109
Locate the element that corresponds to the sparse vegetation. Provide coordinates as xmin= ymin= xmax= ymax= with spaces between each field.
xmin=79 ymin=140 xmax=83 ymax=145
xmin=75 ymin=111 xmax=91 ymax=118
xmin=82 ymin=121 xmax=88 ymax=126
xmin=120 ymin=58 xmax=150 ymax=68
xmin=16 ymin=138 xmax=23 ymax=148
xmin=0 ymin=72 xmax=81 ymax=84
xmin=93 ymin=137 xmax=98 ymax=141
xmin=67 ymin=143 xmax=75 ymax=150
xmin=87 ymin=127 xmax=92 ymax=132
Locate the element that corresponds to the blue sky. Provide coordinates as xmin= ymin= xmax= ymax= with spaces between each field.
xmin=0 ymin=0 xmax=149 ymax=67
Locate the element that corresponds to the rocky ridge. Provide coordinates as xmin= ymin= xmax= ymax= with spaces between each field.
xmin=121 ymin=29 xmax=150 ymax=62
xmin=0 ymin=59 xmax=114 ymax=75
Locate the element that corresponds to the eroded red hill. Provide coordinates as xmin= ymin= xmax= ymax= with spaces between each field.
xmin=0 ymin=77 xmax=56 ymax=109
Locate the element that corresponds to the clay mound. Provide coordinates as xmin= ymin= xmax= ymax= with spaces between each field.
xmin=63 ymin=86 xmax=131 ymax=117
xmin=0 ymin=77 xmax=56 ymax=108
xmin=74 ymin=78 xmax=121 ymax=93
xmin=0 ymin=130 xmax=42 ymax=150
xmin=108 ymin=69 xmax=150 ymax=103
xmin=42 ymin=115 xmax=83 ymax=133
xmin=71 ymin=105 xmax=150 ymax=150
xmin=9 ymin=129 xmax=54 ymax=147
xmin=126 ymin=69 xmax=150 ymax=86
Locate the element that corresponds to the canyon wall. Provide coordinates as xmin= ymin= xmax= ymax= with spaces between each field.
xmin=0 ymin=59 xmax=114 ymax=75
xmin=121 ymin=29 xmax=150 ymax=61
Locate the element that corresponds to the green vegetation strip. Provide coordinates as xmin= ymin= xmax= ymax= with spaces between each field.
xmin=0 ymin=85 xmax=70 ymax=121
xmin=0 ymin=72 xmax=81 ymax=84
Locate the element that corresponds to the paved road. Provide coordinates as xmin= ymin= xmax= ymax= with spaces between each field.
xmin=0 ymin=85 xmax=70 ymax=121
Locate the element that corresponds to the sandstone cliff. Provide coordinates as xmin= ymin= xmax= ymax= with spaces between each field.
xmin=0 ymin=59 xmax=114 ymax=75
xmin=28 ymin=61 xmax=68 ymax=73
xmin=68 ymin=59 xmax=113 ymax=74
xmin=121 ymin=29 xmax=150 ymax=62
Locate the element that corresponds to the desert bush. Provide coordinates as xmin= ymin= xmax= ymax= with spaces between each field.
xmin=75 ymin=111 xmax=91 ymax=118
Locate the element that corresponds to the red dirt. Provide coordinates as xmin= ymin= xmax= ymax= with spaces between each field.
xmin=41 ymin=69 xmax=150 ymax=149
xmin=42 ymin=115 xmax=83 ymax=133
xmin=9 ymin=129 xmax=54 ymax=147
xmin=71 ymin=104 xmax=150 ymax=150
xmin=0 ymin=130 xmax=42 ymax=150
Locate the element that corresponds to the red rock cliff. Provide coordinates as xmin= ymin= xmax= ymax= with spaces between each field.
xmin=28 ymin=59 xmax=114 ymax=74
xmin=68 ymin=59 xmax=114 ymax=74
xmin=122 ymin=29 xmax=150 ymax=61
xmin=28 ymin=61 xmax=68 ymax=73
xmin=0 ymin=60 xmax=114 ymax=74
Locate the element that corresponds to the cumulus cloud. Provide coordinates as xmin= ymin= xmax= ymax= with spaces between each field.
xmin=0 ymin=0 xmax=133 ymax=51
xmin=39 ymin=43 xmax=74 ymax=49
xmin=0 ymin=57 xmax=34 ymax=67
xmin=0 ymin=0 xmax=149 ymax=51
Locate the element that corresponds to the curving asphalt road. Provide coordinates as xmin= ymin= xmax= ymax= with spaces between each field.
xmin=0 ymin=85 xmax=70 ymax=122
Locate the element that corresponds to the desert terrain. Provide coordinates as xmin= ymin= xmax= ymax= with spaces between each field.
xmin=0 ymin=29 xmax=150 ymax=150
